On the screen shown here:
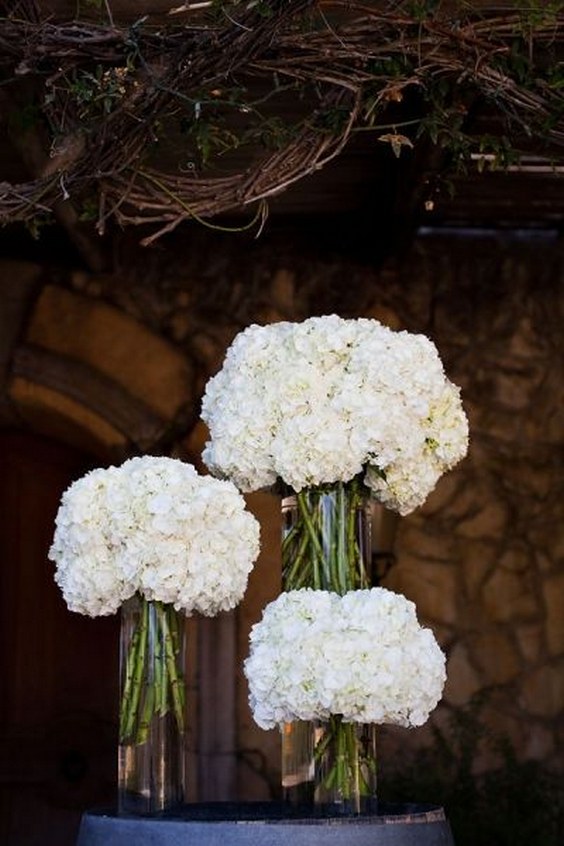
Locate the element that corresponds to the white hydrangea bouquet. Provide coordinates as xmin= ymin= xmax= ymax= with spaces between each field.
xmin=201 ymin=314 xmax=468 ymax=515
xmin=245 ymin=589 xmax=446 ymax=729
xmin=245 ymin=588 xmax=446 ymax=810
xmin=201 ymin=315 xmax=468 ymax=593
xmin=49 ymin=455 xmax=260 ymax=809
xmin=50 ymin=455 xmax=260 ymax=619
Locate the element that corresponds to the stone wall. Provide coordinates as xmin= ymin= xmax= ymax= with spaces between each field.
xmin=376 ymin=230 xmax=564 ymax=778
xmin=2 ymin=223 xmax=563 ymax=797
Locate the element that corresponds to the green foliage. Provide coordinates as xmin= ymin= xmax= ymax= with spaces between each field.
xmin=497 ymin=40 xmax=534 ymax=87
xmin=244 ymin=0 xmax=274 ymax=18
xmin=173 ymin=82 xmax=301 ymax=166
xmin=245 ymin=116 xmax=297 ymax=151
xmin=516 ymin=0 xmax=564 ymax=30
xmin=475 ymin=136 xmax=520 ymax=172
xmin=380 ymin=702 xmax=564 ymax=846
xmin=44 ymin=65 xmax=131 ymax=128
xmin=312 ymin=107 xmax=352 ymax=134
xmin=416 ymin=90 xmax=473 ymax=172
xmin=70 ymin=66 xmax=129 ymax=118
xmin=407 ymin=0 xmax=441 ymax=21
xmin=24 ymin=214 xmax=51 ymax=239
xmin=78 ymin=196 xmax=100 ymax=223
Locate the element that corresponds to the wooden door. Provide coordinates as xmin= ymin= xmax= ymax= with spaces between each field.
xmin=0 ymin=430 xmax=119 ymax=846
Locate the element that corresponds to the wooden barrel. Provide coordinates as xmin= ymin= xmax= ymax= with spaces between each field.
xmin=76 ymin=802 xmax=455 ymax=846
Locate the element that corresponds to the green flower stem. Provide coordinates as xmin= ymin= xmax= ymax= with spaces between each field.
xmin=162 ymin=605 xmax=186 ymax=734
xmin=314 ymin=716 xmax=376 ymax=808
xmin=283 ymin=477 xmax=370 ymax=594
xmin=119 ymin=604 xmax=141 ymax=729
xmin=296 ymin=491 xmax=327 ymax=588
xmin=157 ymin=627 xmax=167 ymax=716
xmin=282 ymin=525 xmax=312 ymax=588
xmin=120 ymin=598 xmax=149 ymax=741
xmin=119 ymin=597 xmax=186 ymax=746
xmin=137 ymin=675 xmax=155 ymax=745
xmin=347 ymin=479 xmax=370 ymax=588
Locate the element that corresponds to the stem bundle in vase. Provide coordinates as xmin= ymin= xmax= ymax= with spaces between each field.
xmin=282 ymin=477 xmax=371 ymax=593
xmin=119 ymin=598 xmax=186 ymax=747
xmin=118 ymin=595 xmax=188 ymax=814
xmin=314 ymin=716 xmax=378 ymax=814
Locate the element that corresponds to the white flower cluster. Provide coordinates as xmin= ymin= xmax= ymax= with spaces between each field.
xmin=50 ymin=456 xmax=260 ymax=617
xmin=244 ymin=588 xmax=446 ymax=730
xmin=201 ymin=315 xmax=468 ymax=514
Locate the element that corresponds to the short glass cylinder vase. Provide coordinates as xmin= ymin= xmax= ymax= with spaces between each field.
xmin=281 ymin=477 xmax=377 ymax=814
xmin=281 ymin=477 xmax=373 ymax=593
xmin=118 ymin=594 xmax=187 ymax=815
xmin=282 ymin=717 xmax=378 ymax=815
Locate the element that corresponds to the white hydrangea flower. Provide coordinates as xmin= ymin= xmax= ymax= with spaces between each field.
xmin=244 ymin=588 xmax=446 ymax=730
xmin=50 ymin=466 xmax=135 ymax=617
xmin=201 ymin=315 xmax=469 ymax=514
xmin=50 ymin=456 xmax=260 ymax=617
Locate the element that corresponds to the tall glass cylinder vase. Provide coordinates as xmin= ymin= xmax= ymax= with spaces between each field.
xmin=281 ymin=477 xmax=373 ymax=593
xmin=118 ymin=594 xmax=187 ymax=815
xmin=281 ymin=477 xmax=378 ymax=814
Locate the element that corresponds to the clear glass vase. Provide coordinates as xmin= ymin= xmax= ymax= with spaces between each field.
xmin=282 ymin=718 xmax=377 ymax=815
xmin=281 ymin=477 xmax=377 ymax=814
xmin=281 ymin=477 xmax=373 ymax=593
xmin=118 ymin=594 xmax=186 ymax=815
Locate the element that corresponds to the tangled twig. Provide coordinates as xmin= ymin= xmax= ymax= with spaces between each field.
xmin=0 ymin=0 xmax=563 ymax=243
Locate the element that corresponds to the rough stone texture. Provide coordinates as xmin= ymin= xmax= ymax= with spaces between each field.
xmin=377 ymin=230 xmax=564 ymax=777
xmin=468 ymin=630 xmax=522 ymax=685
xmin=521 ymin=662 xmax=564 ymax=719
xmin=482 ymin=568 xmax=539 ymax=623
xmin=386 ymin=560 xmax=460 ymax=625
xmin=543 ymin=574 xmax=564 ymax=656
xmin=443 ymin=642 xmax=483 ymax=707
xmin=515 ymin=623 xmax=546 ymax=665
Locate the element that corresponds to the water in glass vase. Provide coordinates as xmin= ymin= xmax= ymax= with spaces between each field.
xmin=118 ymin=595 xmax=186 ymax=815
xmin=281 ymin=477 xmax=378 ymax=814
xmin=281 ymin=478 xmax=373 ymax=593
xmin=282 ymin=718 xmax=377 ymax=815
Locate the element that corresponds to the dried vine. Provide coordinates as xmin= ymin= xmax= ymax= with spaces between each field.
xmin=1 ymin=0 xmax=563 ymax=244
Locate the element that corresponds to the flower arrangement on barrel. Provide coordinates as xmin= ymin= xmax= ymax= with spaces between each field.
xmin=50 ymin=314 xmax=468 ymax=820
xmin=244 ymin=588 xmax=446 ymax=814
xmin=50 ymin=456 xmax=260 ymax=814
xmin=201 ymin=315 xmax=468 ymax=812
